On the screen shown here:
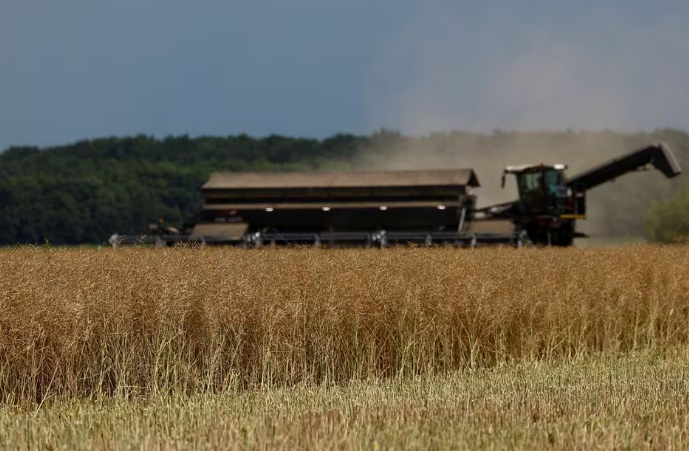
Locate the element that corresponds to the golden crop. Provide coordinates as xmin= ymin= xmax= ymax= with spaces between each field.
xmin=0 ymin=245 xmax=687 ymax=404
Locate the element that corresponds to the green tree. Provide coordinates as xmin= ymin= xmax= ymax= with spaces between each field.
xmin=645 ymin=182 xmax=689 ymax=243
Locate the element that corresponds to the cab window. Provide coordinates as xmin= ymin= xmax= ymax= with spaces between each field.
xmin=519 ymin=172 xmax=542 ymax=194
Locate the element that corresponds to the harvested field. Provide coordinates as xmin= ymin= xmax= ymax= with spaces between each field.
xmin=2 ymin=354 xmax=688 ymax=450
xmin=0 ymin=246 xmax=688 ymax=449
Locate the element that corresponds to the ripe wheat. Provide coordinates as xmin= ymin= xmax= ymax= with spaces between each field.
xmin=0 ymin=245 xmax=687 ymax=404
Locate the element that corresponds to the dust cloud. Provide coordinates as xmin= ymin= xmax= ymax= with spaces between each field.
xmin=354 ymin=3 xmax=689 ymax=237
xmin=348 ymin=131 xmax=682 ymax=237
xmin=352 ymin=132 xmax=629 ymax=206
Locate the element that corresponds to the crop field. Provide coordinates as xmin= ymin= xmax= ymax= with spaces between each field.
xmin=0 ymin=246 xmax=688 ymax=449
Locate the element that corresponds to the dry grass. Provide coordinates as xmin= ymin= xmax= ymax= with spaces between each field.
xmin=2 ymin=354 xmax=688 ymax=450
xmin=0 ymin=245 xmax=687 ymax=404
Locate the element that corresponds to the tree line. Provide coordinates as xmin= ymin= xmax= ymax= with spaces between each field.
xmin=0 ymin=129 xmax=687 ymax=245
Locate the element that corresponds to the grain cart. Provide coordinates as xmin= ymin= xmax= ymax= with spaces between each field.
xmin=116 ymin=143 xmax=681 ymax=248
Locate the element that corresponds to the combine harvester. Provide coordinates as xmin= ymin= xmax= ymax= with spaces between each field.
xmin=115 ymin=143 xmax=681 ymax=248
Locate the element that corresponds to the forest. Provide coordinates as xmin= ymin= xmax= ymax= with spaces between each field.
xmin=0 ymin=129 xmax=687 ymax=245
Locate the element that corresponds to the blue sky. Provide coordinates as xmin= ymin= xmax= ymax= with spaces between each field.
xmin=2 ymin=0 xmax=688 ymax=150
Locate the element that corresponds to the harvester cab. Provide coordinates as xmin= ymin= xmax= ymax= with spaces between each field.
xmin=500 ymin=163 xmax=579 ymax=246
xmin=502 ymin=164 xmax=571 ymax=217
